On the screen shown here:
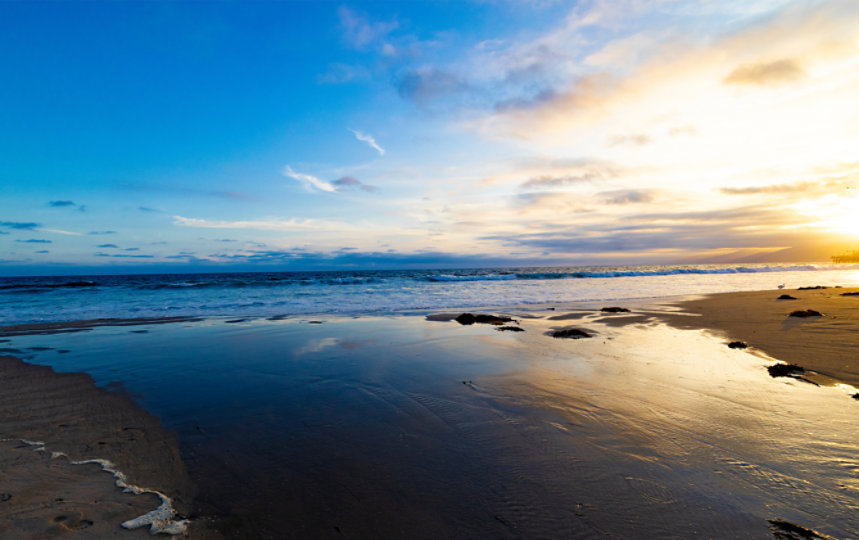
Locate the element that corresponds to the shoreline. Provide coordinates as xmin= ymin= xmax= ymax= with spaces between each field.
xmin=650 ymin=286 xmax=859 ymax=389
xmin=0 ymin=355 xmax=217 ymax=538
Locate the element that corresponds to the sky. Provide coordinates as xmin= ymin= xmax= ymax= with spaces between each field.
xmin=1 ymin=0 xmax=858 ymax=275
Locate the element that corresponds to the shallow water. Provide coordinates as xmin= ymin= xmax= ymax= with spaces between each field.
xmin=5 ymin=312 xmax=858 ymax=538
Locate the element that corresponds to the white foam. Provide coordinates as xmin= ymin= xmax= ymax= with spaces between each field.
xmin=3 ymin=438 xmax=189 ymax=535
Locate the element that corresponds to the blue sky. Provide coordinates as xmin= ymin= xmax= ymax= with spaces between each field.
xmin=2 ymin=0 xmax=858 ymax=275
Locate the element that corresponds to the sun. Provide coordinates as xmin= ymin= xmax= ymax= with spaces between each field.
xmin=799 ymin=193 xmax=859 ymax=239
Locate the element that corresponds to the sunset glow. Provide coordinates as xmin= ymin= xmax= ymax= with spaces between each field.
xmin=1 ymin=1 xmax=858 ymax=274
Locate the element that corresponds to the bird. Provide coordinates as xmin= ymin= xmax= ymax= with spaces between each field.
xmin=778 ymin=284 xmax=785 ymax=289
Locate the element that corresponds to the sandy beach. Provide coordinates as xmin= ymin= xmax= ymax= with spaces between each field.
xmin=0 ymin=287 xmax=857 ymax=538
xmin=652 ymin=286 xmax=859 ymax=388
xmin=0 ymin=355 xmax=216 ymax=539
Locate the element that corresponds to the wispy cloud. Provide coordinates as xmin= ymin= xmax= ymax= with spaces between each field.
xmin=88 ymin=230 xmax=116 ymax=235
xmin=173 ymin=215 xmax=336 ymax=231
xmin=48 ymin=200 xmax=86 ymax=212
xmin=97 ymin=243 xmax=119 ymax=248
xmin=337 ymin=6 xmax=398 ymax=51
xmin=40 ymin=228 xmax=82 ymax=236
xmin=16 ymin=239 xmax=51 ymax=244
xmin=0 ymin=221 xmax=39 ymax=230
xmin=349 ymin=129 xmax=385 ymax=156
xmin=282 ymin=166 xmax=336 ymax=193
xmin=332 ymin=176 xmax=378 ymax=192
xmin=723 ymin=58 xmax=805 ymax=86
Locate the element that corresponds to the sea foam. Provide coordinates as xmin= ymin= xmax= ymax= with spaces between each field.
xmin=2 ymin=438 xmax=189 ymax=535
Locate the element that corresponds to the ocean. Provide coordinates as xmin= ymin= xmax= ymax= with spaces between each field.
xmin=2 ymin=263 xmax=859 ymax=325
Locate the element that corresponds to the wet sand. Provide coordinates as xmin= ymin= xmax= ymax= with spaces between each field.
xmin=652 ymin=286 xmax=859 ymax=388
xmin=0 ymin=355 xmax=215 ymax=538
xmin=0 ymin=298 xmax=857 ymax=538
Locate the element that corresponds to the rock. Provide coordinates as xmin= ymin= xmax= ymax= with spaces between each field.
xmin=797 ymin=285 xmax=828 ymax=290
xmin=495 ymin=326 xmax=524 ymax=332
xmin=455 ymin=313 xmax=513 ymax=326
xmin=600 ymin=307 xmax=630 ymax=313
xmin=777 ymin=294 xmax=797 ymax=300
xmin=788 ymin=309 xmax=822 ymax=318
xmin=841 ymin=291 xmax=859 ymax=296
xmin=768 ymin=519 xmax=828 ymax=540
xmin=852 ymin=393 xmax=859 ymax=401
xmin=727 ymin=341 xmax=747 ymax=349
xmin=767 ymin=363 xmax=804 ymax=378
xmin=552 ymin=328 xmax=591 ymax=339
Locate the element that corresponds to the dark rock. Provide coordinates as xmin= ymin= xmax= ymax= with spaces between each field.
xmin=0 ymin=493 xmax=10 ymax=503
xmin=552 ymin=328 xmax=591 ymax=339
xmin=788 ymin=309 xmax=822 ymax=318
xmin=797 ymin=285 xmax=828 ymax=290
xmin=455 ymin=313 xmax=513 ymax=325
xmin=496 ymin=326 xmax=524 ymax=332
xmin=777 ymin=294 xmax=797 ymax=300
xmin=840 ymin=291 xmax=859 ymax=296
xmin=308 ymin=320 xmax=324 ymax=324
xmin=767 ymin=363 xmax=804 ymax=378
xmin=767 ymin=519 xmax=827 ymax=539
xmin=727 ymin=341 xmax=748 ymax=349
xmin=852 ymin=393 xmax=859 ymax=401
xmin=455 ymin=313 xmax=476 ymax=325
xmin=600 ymin=307 xmax=631 ymax=313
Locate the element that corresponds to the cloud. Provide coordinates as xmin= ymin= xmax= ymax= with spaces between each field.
xmin=124 ymin=247 xmax=139 ymax=251
xmin=16 ymin=239 xmax=51 ymax=244
xmin=97 ymin=244 xmax=119 ymax=248
xmin=0 ymin=231 xmax=7 ymax=235
xmin=40 ymin=228 xmax=82 ymax=236
xmin=88 ymin=230 xmax=116 ymax=235
xmin=139 ymin=206 xmax=161 ymax=213
xmin=337 ymin=6 xmax=398 ymax=51
xmin=398 ymin=68 xmax=470 ymax=106
xmin=332 ymin=176 xmax=378 ymax=193
xmin=719 ymin=178 xmax=855 ymax=197
xmin=173 ymin=215 xmax=336 ymax=231
xmin=0 ymin=221 xmax=39 ymax=230
xmin=520 ymin=162 xmax=619 ymax=190
xmin=723 ymin=58 xmax=805 ymax=86
xmin=482 ymin=205 xmax=814 ymax=255
xmin=48 ymin=200 xmax=76 ymax=207
xmin=94 ymin=253 xmax=155 ymax=259
xmin=608 ymin=134 xmax=651 ymax=147
xmin=598 ymin=189 xmax=655 ymax=205
xmin=521 ymin=173 xmax=598 ymax=189
xmin=35 ymin=250 xmax=49 ymax=254
xmin=349 ymin=129 xmax=385 ymax=156
xmin=123 ymin=183 xmax=252 ymax=201
xmin=282 ymin=166 xmax=336 ymax=193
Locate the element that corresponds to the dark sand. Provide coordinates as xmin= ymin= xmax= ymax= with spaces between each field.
xmin=0 ymin=355 xmax=215 ymax=538
xmin=653 ymin=286 xmax=859 ymax=387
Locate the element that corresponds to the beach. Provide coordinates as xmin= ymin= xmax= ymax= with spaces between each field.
xmin=0 ymin=283 xmax=857 ymax=538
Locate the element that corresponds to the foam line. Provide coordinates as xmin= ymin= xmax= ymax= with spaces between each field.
xmin=1 ymin=438 xmax=189 ymax=535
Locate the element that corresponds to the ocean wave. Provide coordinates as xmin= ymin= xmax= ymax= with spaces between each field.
xmin=423 ymin=265 xmax=828 ymax=283
xmin=426 ymin=274 xmax=517 ymax=282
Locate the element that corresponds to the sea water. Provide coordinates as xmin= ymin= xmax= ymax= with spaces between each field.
xmin=2 ymin=263 xmax=859 ymax=324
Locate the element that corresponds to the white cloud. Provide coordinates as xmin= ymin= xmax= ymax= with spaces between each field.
xmin=173 ymin=216 xmax=333 ymax=231
xmin=282 ymin=166 xmax=336 ymax=193
xmin=349 ymin=129 xmax=386 ymax=156
xmin=40 ymin=228 xmax=83 ymax=236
